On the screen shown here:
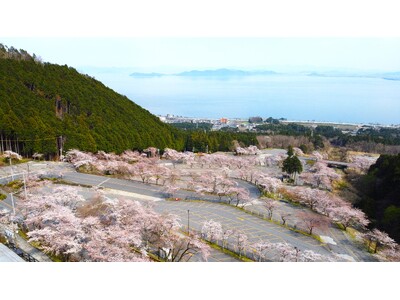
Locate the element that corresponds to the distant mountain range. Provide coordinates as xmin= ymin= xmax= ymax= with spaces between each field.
xmin=130 ymin=68 xmax=278 ymax=77
xmin=129 ymin=68 xmax=400 ymax=81
xmin=306 ymin=71 xmax=400 ymax=81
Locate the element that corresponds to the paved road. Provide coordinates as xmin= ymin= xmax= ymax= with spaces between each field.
xmin=60 ymin=172 xmax=344 ymax=260
xmin=1 ymin=162 xmax=375 ymax=261
xmin=154 ymin=201 xmax=332 ymax=256
xmin=0 ymin=243 xmax=24 ymax=262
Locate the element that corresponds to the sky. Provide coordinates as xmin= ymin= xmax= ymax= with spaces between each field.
xmin=2 ymin=37 xmax=400 ymax=73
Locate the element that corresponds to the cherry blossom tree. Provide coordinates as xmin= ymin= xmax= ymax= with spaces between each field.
xmin=299 ymin=249 xmax=330 ymax=262
xmin=162 ymin=148 xmax=190 ymax=168
xmin=3 ymin=150 xmax=22 ymax=161
xmin=252 ymin=241 xmax=272 ymax=262
xmin=18 ymin=185 xmax=208 ymax=262
xmin=280 ymin=212 xmax=291 ymax=226
xmin=348 ymin=155 xmax=378 ymax=173
xmin=153 ymin=165 xmax=170 ymax=185
xmin=201 ymin=220 xmax=223 ymax=242
xmin=378 ymin=247 xmax=400 ymax=262
xmin=293 ymin=147 xmax=305 ymax=156
xmin=292 ymin=186 xmax=322 ymax=211
xmin=252 ymin=240 xmax=333 ymax=262
xmin=311 ymin=151 xmax=324 ymax=161
xmin=0 ymin=208 xmax=11 ymax=225
xmin=362 ymin=229 xmax=396 ymax=253
xmin=262 ymin=198 xmax=277 ymax=220
xmin=235 ymin=145 xmax=260 ymax=155
xmin=144 ymin=147 xmax=158 ymax=158
xmin=233 ymin=231 xmax=248 ymax=257
xmin=228 ymin=187 xmax=251 ymax=207
xmin=159 ymin=232 xmax=210 ymax=262
xmin=132 ymin=161 xmax=154 ymax=183
xmin=96 ymin=150 xmax=119 ymax=161
xmin=65 ymin=149 xmax=98 ymax=170
xmin=221 ymin=228 xmax=234 ymax=250
xmin=329 ymin=206 xmax=370 ymax=230
xmin=300 ymin=162 xmax=341 ymax=190
xmin=27 ymin=207 xmax=85 ymax=260
xmin=257 ymin=175 xmax=282 ymax=195
xmin=264 ymin=154 xmax=287 ymax=167
xmin=274 ymin=242 xmax=299 ymax=262
xmin=32 ymin=153 xmax=44 ymax=160
xmin=297 ymin=210 xmax=329 ymax=235
xmin=232 ymin=157 xmax=252 ymax=170
xmin=120 ymin=150 xmax=142 ymax=163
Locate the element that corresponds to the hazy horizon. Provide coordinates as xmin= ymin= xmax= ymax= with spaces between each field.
xmin=2 ymin=38 xmax=400 ymax=73
xmin=2 ymin=37 xmax=399 ymax=125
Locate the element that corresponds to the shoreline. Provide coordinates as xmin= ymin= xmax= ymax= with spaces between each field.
xmin=158 ymin=114 xmax=399 ymax=129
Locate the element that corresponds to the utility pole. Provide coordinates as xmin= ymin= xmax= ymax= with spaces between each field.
xmin=58 ymin=135 xmax=63 ymax=161
xmin=9 ymin=156 xmax=14 ymax=181
xmin=22 ymin=172 xmax=27 ymax=199
xmin=10 ymin=193 xmax=18 ymax=247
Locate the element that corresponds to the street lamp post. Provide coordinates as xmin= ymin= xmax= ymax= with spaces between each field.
xmin=187 ymin=209 xmax=190 ymax=235
xmin=9 ymin=157 xmax=14 ymax=181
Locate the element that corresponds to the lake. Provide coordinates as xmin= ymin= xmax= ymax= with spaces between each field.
xmin=89 ymin=73 xmax=400 ymax=125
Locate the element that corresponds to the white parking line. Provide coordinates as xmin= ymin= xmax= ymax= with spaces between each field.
xmin=103 ymin=188 xmax=163 ymax=202
xmin=97 ymin=178 xmax=111 ymax=187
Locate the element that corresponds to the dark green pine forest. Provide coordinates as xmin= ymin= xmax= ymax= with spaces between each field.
xmin=0 ymin=44 xmax=187 ymax=157
xmin=356 ymin=154 xmax=400 ymax=243
xmin=0 ymin=44 xmax=256 ymax=158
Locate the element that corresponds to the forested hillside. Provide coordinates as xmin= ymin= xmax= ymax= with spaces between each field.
xmin=0 ymin=44 xmax=185 ymax=157
xmin=356 ymin=154 xmax=400 ymax=242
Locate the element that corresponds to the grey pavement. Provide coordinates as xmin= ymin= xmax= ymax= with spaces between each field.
xmin=243 ymin=200 xmax=376 ymax=261
xmin=153 ymin=200 xmax=334 ymax=259
xmin=0 ymin=243 xmax=24 ymax=262
xmin=1 ymin=161 xmax=375 ymax=262
xmin=62 ymin=171 xmax=375 ymax=261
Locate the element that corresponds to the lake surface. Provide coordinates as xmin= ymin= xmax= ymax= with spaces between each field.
xmin=90 ymin=73 xmax=400 ymax=125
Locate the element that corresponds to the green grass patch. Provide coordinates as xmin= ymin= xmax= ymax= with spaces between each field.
xmin=332 ymin=179 xmax=348 ymax=190
xmin=1 ymin=158 xmax=31 ymax=165
xmin=0 ymin=235 xmax=7 ymax=244
xmin=47 ymin=254 xmax=63 ymax=262
xmin=28 ymin=240 xmax=63 ymax=262
xmin=45 ymin=178 xmax=93 ymax=188
xmin=18 ymin=230 xmax=28 ymax=240
xmin=306 ymin=160 xmax=316 ymax=166
xmin=334 ymin=222 xmax=345 ymax=230
xmin=261 ymin=191 xmax=280 ymax=199
xmin=0 ymin=193 xmax=6 ymax=201
xmin=5 ymin=180 xmax=23 ymax=190
xmin=204 ymin=240 xmax=253 ymax=262
xmin=345 ymin=227 xmax=360 ymax=239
